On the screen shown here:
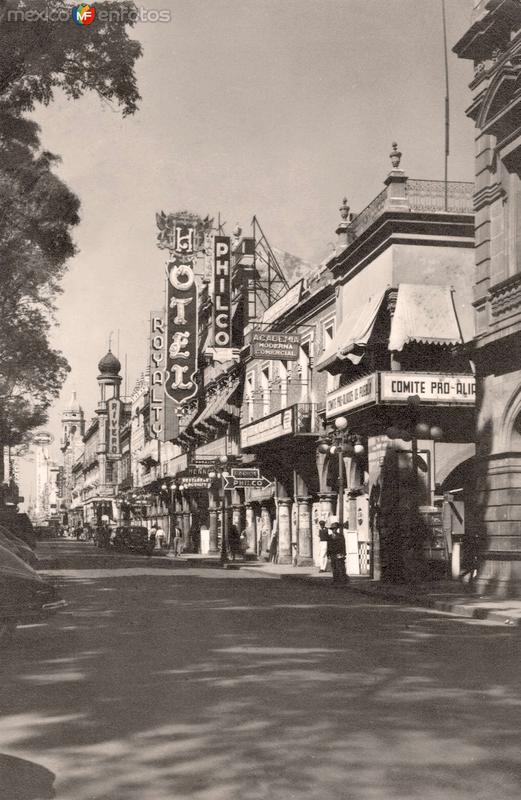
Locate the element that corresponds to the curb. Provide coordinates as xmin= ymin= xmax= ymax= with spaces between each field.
xmin=244 ymin=568 xmax=520 ymax=626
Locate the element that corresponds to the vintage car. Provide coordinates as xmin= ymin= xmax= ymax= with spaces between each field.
xmin=0 ymin=544 xmax=65 ymax=642
xmin=0 ymin=525 xmax=39 ymax=569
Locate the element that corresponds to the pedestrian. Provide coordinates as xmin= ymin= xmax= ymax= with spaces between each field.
xmin=327 ymin=520 xmax=348 ymax=583
xmin=75 ymin=524 xmax=82 ymax=541
xmin=229 ymin=524 xmax=241 ymax=561
xmin=156 ymin=524 xmax=166 ymax=549
xmin=318 ymin=519 xmax=331 ymax=572
xmin=268 ymin=531 xmax=278 ymax=563
xmin=172 ymin=524 xmax=183 ymax=555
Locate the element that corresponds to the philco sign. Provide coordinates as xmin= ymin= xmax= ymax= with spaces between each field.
xmin=251 ymin=331 xmax=300 ymax=361
xmin=380 ymin=372 xmax=476 ymax=404
xmin=107 ymin=398 xmax=121 ymax=458
xmin=213 ymin=235 xmax=232 ymax=347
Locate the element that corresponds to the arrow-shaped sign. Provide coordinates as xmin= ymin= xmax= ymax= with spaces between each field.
xmin=223 ymin=475 xmax=272 ymax=490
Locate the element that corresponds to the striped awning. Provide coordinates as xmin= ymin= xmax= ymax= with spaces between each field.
xmin=316 ymin=289 xmax=387 ymax=373
xmin=388 ymin=284 xmax=463 ymax=351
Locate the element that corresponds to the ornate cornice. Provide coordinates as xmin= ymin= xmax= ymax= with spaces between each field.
xmin=489 ymin=272 xmax=521 ymax=318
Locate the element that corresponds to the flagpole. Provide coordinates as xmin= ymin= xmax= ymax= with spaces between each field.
xmin=442 ymin=0 xmax=450 ymax=211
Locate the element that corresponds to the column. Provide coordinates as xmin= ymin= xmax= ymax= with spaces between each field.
xmin=278 ymin=497 xmax=293 ymax=565
xmin=319 ymin=492 xmax=336 ymax=522
xmin=245 ymin=503 xmax=257 ymax=555
xmin=297 ymin=496 xmax=313 ymax=566
xmin=208 ymin=491 xmax=219 ymax=554
xmin=260 ymin=503 xmax=272 ymax=559
xmin=181 ymin=493 xmax=191 ymax=551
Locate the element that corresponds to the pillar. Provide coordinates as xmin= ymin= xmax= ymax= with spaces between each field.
xmin=278 ymin=497 xmax=293 ymax=565
xmin=260 ymin=503 xmax=272 ymax=559
xmin=181 ymin=493 xmax=191 ymax=551
xmin=209 ymin=491 xmax=219 ymax=554
xmin=319 ymin=492 xmax=336 ymax=522
xmin=297 ymin=496 xmax=313 ymax=566
xmin=245 ymin=503 xmax=257 ymax=555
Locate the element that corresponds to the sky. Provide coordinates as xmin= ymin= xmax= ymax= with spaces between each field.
xmin=19 ymin=0 xmax=477 ymax=503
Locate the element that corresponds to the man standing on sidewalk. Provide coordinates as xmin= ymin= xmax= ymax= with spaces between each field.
xmin=318 ymin=519 xmax=331 ymax=573
xmin=328 ymin=520 xmax=348 ymax=583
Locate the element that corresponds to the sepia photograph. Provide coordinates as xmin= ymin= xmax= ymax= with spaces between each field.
xmin=1 ymin=0 xmax=521 ymax=798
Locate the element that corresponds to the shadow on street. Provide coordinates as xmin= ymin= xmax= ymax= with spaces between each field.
xmin=0 ymin=561 xmax=520 ymax=800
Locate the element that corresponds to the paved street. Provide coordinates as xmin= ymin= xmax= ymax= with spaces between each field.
xmin=1 ymin=541 xmax=520 ymax=800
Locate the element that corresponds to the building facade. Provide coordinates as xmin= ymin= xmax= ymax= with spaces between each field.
xmin=455 ymin=0 xmax=521 ymax=593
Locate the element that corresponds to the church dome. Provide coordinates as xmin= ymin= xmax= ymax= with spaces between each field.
xmin=98 ymin=350 xmax=121 ymax=376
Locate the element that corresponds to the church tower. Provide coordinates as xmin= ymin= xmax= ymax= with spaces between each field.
xmin=61 ymin=391 xmax=85 ymax=514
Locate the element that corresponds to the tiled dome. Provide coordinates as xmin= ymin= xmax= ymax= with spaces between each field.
xmin=98 ymin=350 xmax=121 ymax=375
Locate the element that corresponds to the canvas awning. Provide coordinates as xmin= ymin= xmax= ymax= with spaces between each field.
xmin=316 ymin=288 xmax=388 ymax=373
xmin=388 ymin=284 xmax=463 ymax=351
xmin=192 ymin=378 xmax=240 ymax=431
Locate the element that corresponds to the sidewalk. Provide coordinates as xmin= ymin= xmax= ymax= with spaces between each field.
xmin=241 ymin=561 xmax=521 ymax=626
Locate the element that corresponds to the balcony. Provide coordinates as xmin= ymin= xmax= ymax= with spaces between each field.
xmin=348 ymin=179 xmax=474 ymax=243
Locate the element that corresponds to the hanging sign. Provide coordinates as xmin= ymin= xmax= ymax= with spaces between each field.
xmin=149 ymin=312 xmax=178 ymax=441
xmin=149 ymin=311 xmax=166 ymax=438
xmin=107 ymin=398 xmax=121 ymax=458
xmin=250 ymin=331 xmax=300 ymax=361
xmin=165 ymin=254 xmax=198 ymax=405
xmin=213 ymin=235 xmax=232 ymax=347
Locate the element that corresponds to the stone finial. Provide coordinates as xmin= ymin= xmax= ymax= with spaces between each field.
xmin=339 ymin=197 xmax=350 ymax=221
xmin=233 ymin=224 xmax=242 ymax=241
xmin=390 ymin=142 xmax=402 ymax=169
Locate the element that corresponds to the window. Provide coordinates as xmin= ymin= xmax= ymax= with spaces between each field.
xmin=245 ymin=371 xmax=255 ymax=423
xmin=322 ymin=317 xmax=335 ymax=351
xmin=261 ymin=364 xmax=271 ymax=416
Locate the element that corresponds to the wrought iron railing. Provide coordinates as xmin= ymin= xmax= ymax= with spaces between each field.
xmin=406 ymin=179 xmax=474 ymax=214
xmin=348 ymin=179 xmax=474 ymax=242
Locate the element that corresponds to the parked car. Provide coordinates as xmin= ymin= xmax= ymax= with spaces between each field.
xmin=0 ymin=525 xmax=39 ymax=568
xmin=0 ymin=544 xmax=65 ymax=642
xmin=0 ymin=513 xmax=36 ymax=549
xmin=113 ymin=526 xmax=152 ymax=555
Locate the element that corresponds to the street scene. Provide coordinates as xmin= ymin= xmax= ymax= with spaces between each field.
xmin=2 ymin=0 xmax=521 ymax=798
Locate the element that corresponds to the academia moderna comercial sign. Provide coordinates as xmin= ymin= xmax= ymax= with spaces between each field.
xmin=250 ymin=331 xmax=300 ymax=361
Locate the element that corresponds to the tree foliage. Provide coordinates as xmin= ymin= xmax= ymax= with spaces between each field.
xmin=0 ymin=1 xmax=142 ymax=444
xmin=0 ymin=0 xmax=142 ymax=116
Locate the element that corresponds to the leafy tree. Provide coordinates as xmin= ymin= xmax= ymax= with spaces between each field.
xmin=0 ymin=0 xmax=142 ymax=116
xmin=0 ymin=1 xmax=142 ymax=477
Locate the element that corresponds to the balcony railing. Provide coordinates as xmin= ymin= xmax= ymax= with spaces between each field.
xmin=348 ymin=179 xmax=474 ymax=243
xmin=406 ymin=179 xmax=474 ymax=214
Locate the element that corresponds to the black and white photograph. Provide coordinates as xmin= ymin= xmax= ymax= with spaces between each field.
xmin=1 ymin=0 xmax=521 ymax=798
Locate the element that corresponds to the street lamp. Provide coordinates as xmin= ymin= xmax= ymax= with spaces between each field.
xmin=317 ymin=417 xmax=364 ymax=529
xmin=209 ymin=454 xmax=230 ymax=566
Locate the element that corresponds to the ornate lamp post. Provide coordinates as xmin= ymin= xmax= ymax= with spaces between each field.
xmin=317 ymin=416 xmax=365 ymax=528
xmin=209 ymin=454 xmax=230 ymax=566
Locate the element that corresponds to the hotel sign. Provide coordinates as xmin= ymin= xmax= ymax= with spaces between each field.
xmin=250 ymin=331 xmax=300 ymax=361
xmin=241 ymin=407 xmax=294 ymax=448
xmin=326 ymin=375 xmax=377 ymax=418
xmin=380 ymin=372 xmax=475 ymax=404
xmin=213 ymin=236 xmax=232 ymax=347
xmin=165 ymin=254 xmax=198 ymax=405
xmin=107 ymin=398 xmax=121 ymax=458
